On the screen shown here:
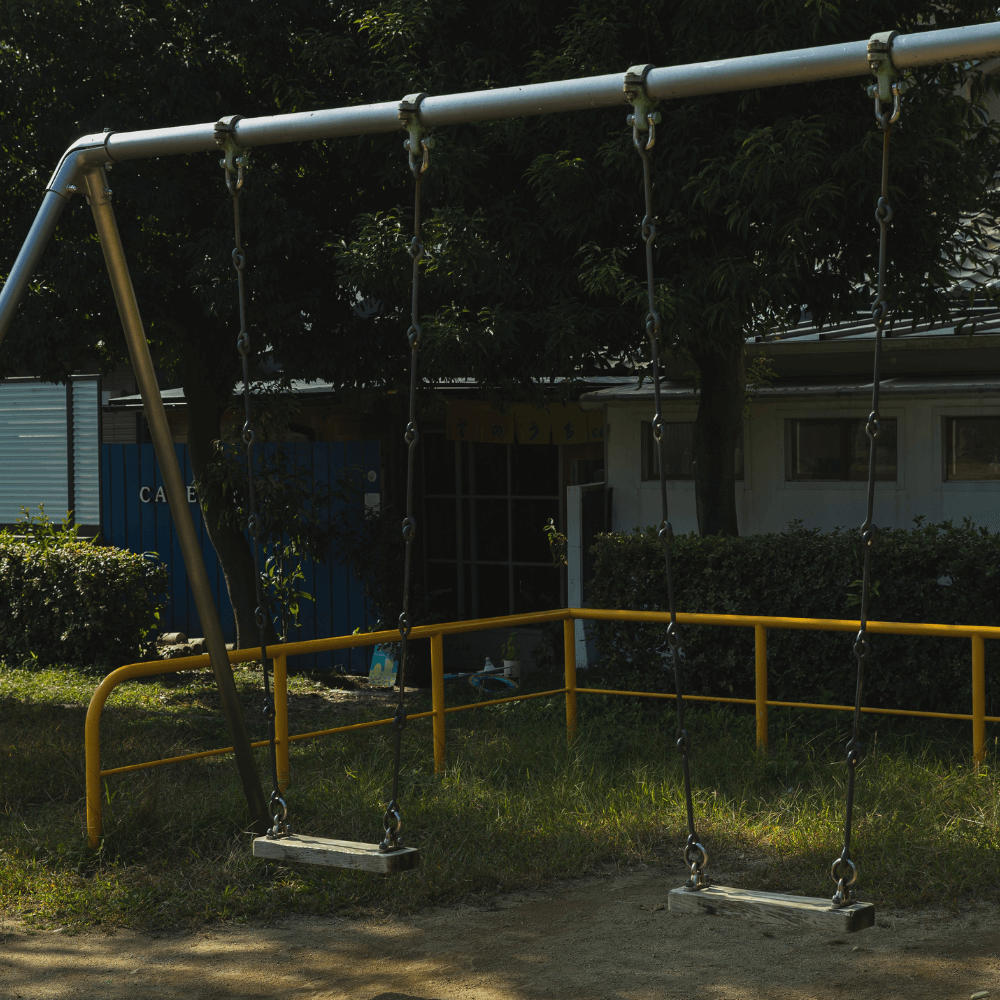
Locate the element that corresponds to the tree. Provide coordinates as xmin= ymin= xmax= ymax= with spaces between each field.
xmin=0 ymin=1 xmax=367 ymax=644
xmin=0 ymin=1 xmax=996 ymax=655
xmin=573 ymin=1 xmax=1000 ymax=533
xmin=0 ymin=0 xmax=637 ymax=642
xmin=338 ymin=0 xmax=1000 ymax=535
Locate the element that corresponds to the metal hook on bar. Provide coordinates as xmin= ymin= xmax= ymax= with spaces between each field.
xmin=868 ymin=30 xmax=904 ymax=125
xmin=874 ymin=82 xmax=903 ymax=127
xmin=399 ymin=93 xmax=432 ymax=175
xmin=214 ymin=115 xmax=249 ymax=194
xmin=624 ymin=64 xmax=662 ymax=152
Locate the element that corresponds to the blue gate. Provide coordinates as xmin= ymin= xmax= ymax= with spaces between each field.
xmin=101 ymin=442 xmax=380 ymax=672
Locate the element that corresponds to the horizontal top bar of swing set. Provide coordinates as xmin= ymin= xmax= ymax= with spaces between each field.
xmin=65 ymin=23 xmax=1000 ymax=165
xmin=109 ymin=607 xmax=1000 ymax=679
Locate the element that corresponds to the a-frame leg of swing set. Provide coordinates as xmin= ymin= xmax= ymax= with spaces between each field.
xmin=252 ymin=833 xmax=420 ymax=873
xmin=667 ymin=884 xmax=875 ymax=933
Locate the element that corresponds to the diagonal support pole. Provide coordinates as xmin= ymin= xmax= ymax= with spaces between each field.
xmin=81 ymin=166 xmax=269 ymax=836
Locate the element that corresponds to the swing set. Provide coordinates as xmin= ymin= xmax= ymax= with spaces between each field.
xmin=5 ymin=22 xmax=1000 ymax=929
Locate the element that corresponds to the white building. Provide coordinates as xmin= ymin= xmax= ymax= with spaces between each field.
xmin=579 ymin=319 xmax=1000 ymax=536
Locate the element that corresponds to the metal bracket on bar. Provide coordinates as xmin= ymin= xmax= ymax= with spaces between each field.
xmin=867 ymin=30 xmax=900 ymax=103
xmin=624 ymin=64 xmax=661 ymax=134
xmin=398 ymin=93 xmax=431 ymax=174
xmin=214 ymin=114 xmax=248 ymax=178
xmin=43 ymin=133 xmax=116 ymax=202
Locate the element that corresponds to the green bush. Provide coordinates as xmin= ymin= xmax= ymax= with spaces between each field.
xmin=587 ymin=519 xmax=1000 ymax=717
xmin=0 ymin=509 xmax=167 ymax=671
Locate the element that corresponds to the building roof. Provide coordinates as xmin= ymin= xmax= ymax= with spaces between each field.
xmin=579 ymin=374 xmax=1000 ymax=406
xmin=753 ymin=213 xmax=1000 ymax=345
xmin=104 ymin=376 xmax=638 ymax=410
xmin=751 ymin=303 xmax=1000 ymax=346
xmin=104 ymin=379 xmax=346 ymax=410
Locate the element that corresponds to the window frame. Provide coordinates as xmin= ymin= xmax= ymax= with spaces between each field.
xmin=775 ymin=408 xmax=904 ymax=490
xmin=420 ymin=431 xmax=562 ymax=619
xmin=784 ymin=416 xmax=898 ymax=484
xmin=941 ymin=411 xmax=1000 ymax=484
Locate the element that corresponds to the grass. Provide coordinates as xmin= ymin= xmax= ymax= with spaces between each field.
xmin=1 ymin=656 xmax=999 ymax=931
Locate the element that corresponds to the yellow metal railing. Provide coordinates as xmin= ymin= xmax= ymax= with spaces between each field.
xmin=84 ymin=608 xmax=999 ymax=848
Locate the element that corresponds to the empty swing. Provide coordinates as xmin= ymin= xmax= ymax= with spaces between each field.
xmin=212 ymin=100 xmax=429 ymax=873
xmin=626 ymin=38 xmax=899 ymax=932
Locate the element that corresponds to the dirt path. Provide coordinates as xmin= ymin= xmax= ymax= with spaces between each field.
xmin=2 ymin=867 xmax=997 ymax=999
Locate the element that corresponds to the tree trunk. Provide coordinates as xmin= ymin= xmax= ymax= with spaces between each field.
xmin=690 ymin=338 xmax=745 ymax=537
xmin=181 ymin=330 xmax=267 ymax=650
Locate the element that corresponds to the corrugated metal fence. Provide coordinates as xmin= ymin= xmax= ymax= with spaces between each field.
xmin=101 ymin=441 xmax=380 ymax=671
xmin=0 ymin=377 xmax=100 ymax=527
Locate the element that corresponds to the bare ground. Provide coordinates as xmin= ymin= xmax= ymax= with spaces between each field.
xmin=2 ymin=866 xmax=998 ymax=1000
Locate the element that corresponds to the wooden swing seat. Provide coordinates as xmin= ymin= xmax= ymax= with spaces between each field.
xmin=668 ymin=884 xmax=874 ymax=933
xmin=253 ymin=833 xmax=420 ymax=873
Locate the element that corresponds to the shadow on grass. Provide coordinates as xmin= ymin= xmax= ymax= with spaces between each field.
xmin=1 ymin=662 xmax=999 ymax=930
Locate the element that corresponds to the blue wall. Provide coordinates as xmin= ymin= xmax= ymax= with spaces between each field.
xmin=101 ymin=442 xmax=380 ymax=672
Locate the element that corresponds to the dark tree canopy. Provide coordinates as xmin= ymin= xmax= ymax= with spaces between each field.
xmin=0 ymin=0 xmax=997 ymax=637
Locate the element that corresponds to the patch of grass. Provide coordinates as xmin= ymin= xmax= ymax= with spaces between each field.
xmin=1 ymin=659 xmax=998 ymax=930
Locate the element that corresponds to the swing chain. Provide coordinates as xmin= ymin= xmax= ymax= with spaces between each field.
xmin=380 ymin=94 xmax=430 ymax=854
xmin=216 ymin=115 xmax=287 ymax=839
xmin=625 ymin=67 xmax=705 ymax=891
xmin=832 ymin=49 xmax=901 ymax=907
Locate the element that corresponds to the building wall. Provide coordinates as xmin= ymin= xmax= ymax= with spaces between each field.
xmin=605 ymin=391 xmax=1000 ymax=536
xmin=102 ymin=441 xmax=380 ymax=664
xmin=101 ymin=367 xmax=139 ymax=444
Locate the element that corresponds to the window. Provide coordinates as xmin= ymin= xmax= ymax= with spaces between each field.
xmin=422 ymin=433 xmax=561 ymax=619
xmin=944 ymin=416 xmax=1000 ymax=481
xmin=641 ymin=421 xmax=744 ymax=481
xmin=785 ymin=417 xmax=897 ymax=482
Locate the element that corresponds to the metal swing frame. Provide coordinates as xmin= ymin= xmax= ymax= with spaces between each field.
xmin=0 ymin=21 xmax=997 ymax=850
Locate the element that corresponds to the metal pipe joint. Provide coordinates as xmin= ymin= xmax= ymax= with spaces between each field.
xmin=44 ymin=132 xmax=116 ymax=201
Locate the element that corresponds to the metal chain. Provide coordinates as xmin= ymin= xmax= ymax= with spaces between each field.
xmin=380 ymin=94 xmax=430 ymax=853
xmin=215 ymin=116 xmax=287 ymax=840
xmin=625 ymin=67 xmax=708 ymax=890
xmin=831 ymin=74 xmax=902 ymax=908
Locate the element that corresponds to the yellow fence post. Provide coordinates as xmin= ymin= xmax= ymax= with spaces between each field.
xmin=564 ymin=616 xmax=577 ymax=742
xmin=431 ymin=632 xmax=446 ymax=773
xmin=273 ymin=654 xmax=290 ymax=791
xmin=85 ymin=709 xmax=103 ymax=850
xmin=84 ymin=665 xmax=130 ymax=850
xmin=755 ymin=624 xmax=768 ymax=750
xmin=972 ymin=634 xmax=986 ymax=769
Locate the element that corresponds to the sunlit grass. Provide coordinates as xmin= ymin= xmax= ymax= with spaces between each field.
xmin=1 ymin=660 xmax=998 ymax=930
xmin=0 ymin=659 xmax=321 ymax=712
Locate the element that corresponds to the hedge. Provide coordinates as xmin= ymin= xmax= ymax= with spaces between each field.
xmin=0 ymin=530 xmax=167 ymax=671
xmin=587 ymin=519 xmax=1000 ymax=718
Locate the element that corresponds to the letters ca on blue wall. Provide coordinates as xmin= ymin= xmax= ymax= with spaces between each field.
xmin=101 ymin=442 xmax=380 ymax=672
